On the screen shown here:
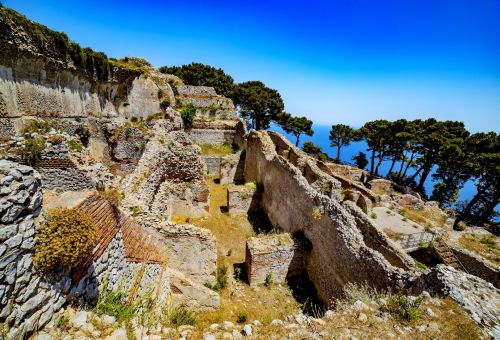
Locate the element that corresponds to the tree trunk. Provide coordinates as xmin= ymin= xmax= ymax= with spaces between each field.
xmin=337 ymin=146 xmax=341 ymax=161
xmin=416 ymin=164 xmax=432 ymax=194
xmin=401 ymin=151 xmax=416 ymax=178
xmin=374 ymin=151 xmax=385 ymax=176
xmin=476 ymin=191 xmax=500 ymax=227
xmin=454 ymin=191 xmax=483 ymax=230
xmin=295 ymin=134 xmax=300 ymax=147
xmin=370 ymin=149 xmax=376 ymax=175
xmin=408 ymin=164 xmax=424 ymax=183
xmin=388 ymin=158 xmax=397 ymax=175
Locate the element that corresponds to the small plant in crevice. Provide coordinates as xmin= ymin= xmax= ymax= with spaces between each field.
xmin=264 ymin=271 xmax=274 ymax=289
xmin=415 ymin=261 xmax=428 ymax=270
xmin=130 ymin=206 xmax=141 ymax=217
xmin=56 ymin=315 xmax=70 ymax=330
xmin=205 ymin=266 xmax=229 ymax=292
xmin=312 ymin=206 xmax=323 ymax=221
xmin=237 ymin=311 xmax=248 ymax=323
xmin=160 ymin=98 xmax=171 ymax=110
xmin=370 ymin=212 xmax=377 ymax=219
xmin=18 ymin=137 xmax=45 ymax=166
xmin=67 ymin=139 xmax=83 ymax=152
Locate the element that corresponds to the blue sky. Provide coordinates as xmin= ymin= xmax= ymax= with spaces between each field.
xmin=5 ymin=0 xmax=500 ymax=132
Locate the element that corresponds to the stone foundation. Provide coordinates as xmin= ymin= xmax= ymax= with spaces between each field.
xmin=245 ymin=234 xmax=295 ymax=287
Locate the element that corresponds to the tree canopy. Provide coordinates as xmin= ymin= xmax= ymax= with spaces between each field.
xmin=302 ymin=141 xmax=328 ymax=161
xmin=329 ymin=124 xmax=356 ymax=160
xmin=233 ymin=81 xmax=284 ymax=130
xmin=159 ymin=62 xmax=236 ymax=99
xmin=279 ymin=113 xmax=314 ymax=146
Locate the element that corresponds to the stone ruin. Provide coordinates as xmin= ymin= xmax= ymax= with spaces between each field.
xmin=0 ymin=15 xmax=499 ymax=337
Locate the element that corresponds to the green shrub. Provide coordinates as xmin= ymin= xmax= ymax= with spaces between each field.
xmin=33 ymin=208 xmax=98 ymax=272
xmin=157 ymin=89 xmax=164 ymax=98
xmin=100 ymin=188 xmax=123 ymax=208
xmin=67 ymin=139 xmax=83 ymax=152
xmin=385 ymin=294 xmax=422 ymax=321
xmin=130 ymin=116 xmax=139 ymax=123
xmin=18 ymin=138 xmax=45 ymax=166
xmin=237 ymin=311 xmax=248 ymax=323
xmin=180 ymin=103 xmax=196 ymax=129
xmin=264 ymin=272 xmax=273 ymax=289
xmin=371 ymin=212 xmax=377 ymax=219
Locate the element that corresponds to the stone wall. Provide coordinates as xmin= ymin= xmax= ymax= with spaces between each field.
xmin=267 ymin=132 xmax=341 ymax=200
xmin=342 ymin=201 xmax=415 ymax=270
xmin=227 ymin=184 xmax=258 ymax=214
xmin=188 ymin=129 xmax=236 ymax=145
xmin=153 ymin=222 xmax=217 ymax=285
xmin=0 ymin=163 xmax=177 ymax=338
xmin=203 ymin=156 xmax=221 ymax=175
xmin=245 ymin=234 xmax=295 ymax=287
xmin=450 ymin=247 xmax=500 ymax=289
xmin=244 ymin=131 xmax=418 ymax=302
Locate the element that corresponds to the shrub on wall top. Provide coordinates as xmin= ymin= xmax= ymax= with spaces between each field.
xmin=180 ymin=103 xmax=196 ymax=130
xmin=33 ymin=207 xmax=99 ymax=272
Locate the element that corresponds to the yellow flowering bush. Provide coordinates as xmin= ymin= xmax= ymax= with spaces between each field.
xmin=33 ymin=208 xmax=98 ymax=272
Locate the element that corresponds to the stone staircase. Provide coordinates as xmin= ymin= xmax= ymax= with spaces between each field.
xmin=434 ymin=239 xmax=465 ymax=270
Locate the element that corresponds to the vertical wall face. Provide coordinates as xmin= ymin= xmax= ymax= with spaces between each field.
xmin=244 ymin=132 xmax=417 ymax=302
xmin=0 ymin=161 xmax=69 ymax=339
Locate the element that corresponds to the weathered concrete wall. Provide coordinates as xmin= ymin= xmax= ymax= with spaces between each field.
xmin=245 ymin=234 xmax=295 ymax=287
xmin=450 ymin=247 xmax=500 ymax=289
xmin=220 ymin=151 xmax=245 ymax=185
xmin=244 ymin=131 xmax=418 ymax=302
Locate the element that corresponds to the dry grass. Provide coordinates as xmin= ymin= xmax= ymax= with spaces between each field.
xmin=194 ymin=283 xmax=300 ymax=329
xmin=399 ymin=206 xmax=447 ymax=229
xmin=198 ymin=144 xmax=233 ymax=156
xmin=459 ymin=233 xmax=500 ymax=265
xmin=172 ymin=179 xmax=255 ymax=268
xmin=383 ymin=228 xmax=404 ymax=241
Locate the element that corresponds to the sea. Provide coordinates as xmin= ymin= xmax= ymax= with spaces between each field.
xmin=269 ymin=123 xmax=477 ymax=205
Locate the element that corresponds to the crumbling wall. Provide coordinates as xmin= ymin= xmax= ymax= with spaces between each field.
xmin=244 ymin=131 xmax=418 ymax=302
xmin=266 ymin=131 xmax=341 ymax=200
xmin=151 ymin=222 xmax=217 ymax=285
xmin=342 ymin=201 xmax=415 ymax=269
xmin=122 ymin=131 xmax=209 ymax=218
